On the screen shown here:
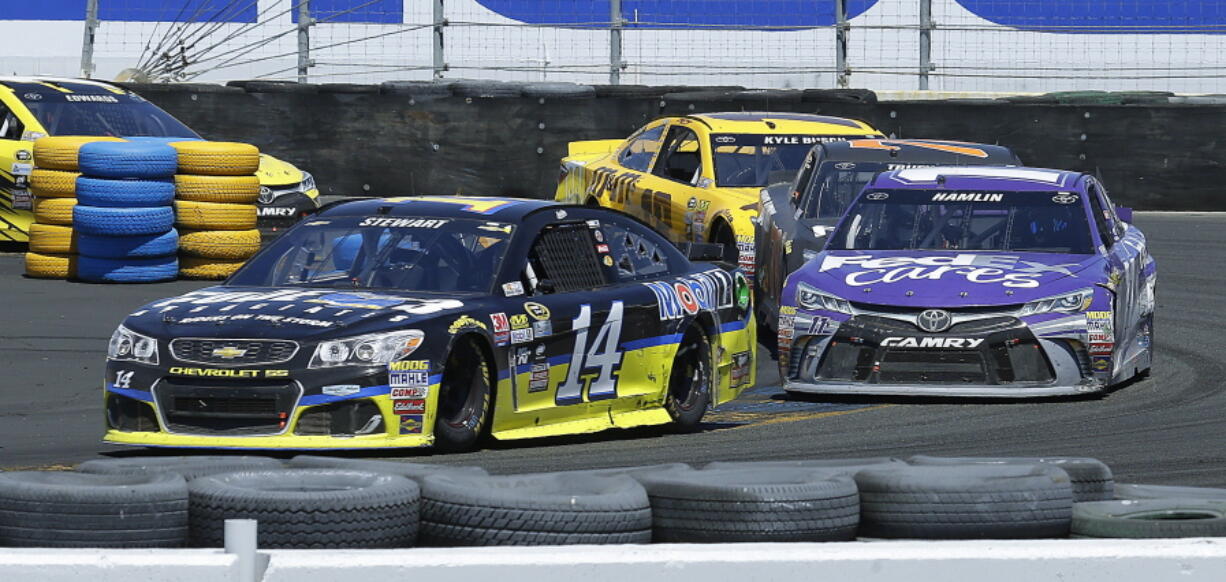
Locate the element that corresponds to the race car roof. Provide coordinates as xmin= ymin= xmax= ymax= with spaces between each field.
xmin=318 ymin=196 xmax=562 ymax=221
xmin=868 ymin=166 xmax=1085 ymax=192
xmin=686 ymin=112 xmax=879 ymax=135
xmin=816 ymin=139 xmax=1020 ymax=165
xmin=0 ymin=76 xmax=127 ymax=95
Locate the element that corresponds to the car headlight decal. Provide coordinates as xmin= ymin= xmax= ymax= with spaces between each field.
xmin=299 ymin=172 xmax=316 ymax=193
xmin=796 ymin=281 xmax=852 ymax=314
xmin=1019 ymin=287 xmax=1094 ymax=317
xmin=309 ymin=329 xmax=424 ymax=368
xmin=108 ymin=325 xmax=159 ymax=365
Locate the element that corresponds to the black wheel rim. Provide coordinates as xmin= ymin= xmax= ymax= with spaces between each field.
xmin=439 ymin=361 xmax=485 ymax=428
xmin=670 ymin=340 xmax=709 ymax=411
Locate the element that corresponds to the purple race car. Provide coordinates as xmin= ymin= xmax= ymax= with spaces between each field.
xmin=779 ymin=167 xmax=1156 ymax=398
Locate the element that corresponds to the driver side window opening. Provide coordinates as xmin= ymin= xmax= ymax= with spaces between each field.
xmin=619 ymin=125 xmax=665 ymax=172
xmin=1085 ymin=184 xmax=1116 ymax=248
xmin=652 ymin=125 xmax=703 ymax=185
xmin=790 ymin=152 xmax=819 ymax=208
xmin=0 ymin=101 xmax=22 ymax=141
xmin=525 ymin=223 xmax=609 ymax=294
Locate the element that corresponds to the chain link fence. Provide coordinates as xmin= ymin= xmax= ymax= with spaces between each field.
xmin=58 ymin=0 xmax=1226 ymax=92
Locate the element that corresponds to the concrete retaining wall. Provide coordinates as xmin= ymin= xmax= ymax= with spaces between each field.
xmin=125 ymin=83 xmax=1226 ymax=210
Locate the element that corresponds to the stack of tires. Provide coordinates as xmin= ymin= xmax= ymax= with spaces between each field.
xmin=71 ymin=140 xmax=180 ymax=282
xmin=168 ymin=141 xmax=262 ymax=280
xmin=23 ymin=136 xmax=123 ymax=279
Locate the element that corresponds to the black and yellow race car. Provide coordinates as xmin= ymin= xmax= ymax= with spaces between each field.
xmin=103 ymin=196 xmax=755 ymax=451
xmin=754 ymin=139 xmax=1020 ymax=348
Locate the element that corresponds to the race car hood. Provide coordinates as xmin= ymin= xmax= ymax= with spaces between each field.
xmin=795 ymin=250 xmax=1106 ymax=308
xmin=122 ymin=287 xmax=476 ymax=341
xmin=257 ymin=154 xmax=306 ymax=187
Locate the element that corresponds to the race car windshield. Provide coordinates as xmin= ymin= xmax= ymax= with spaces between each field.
xmin=19 ymin=91 xmax=199 ymax=138
xmin=829 ymin=189 xmax=1095 ymax=254
xmin=712 ymin=134 xmax=851 ymax=187
xmin=801 ymin=161 xmax=892 ymax=219
xmin=229 ymin=216 xmax=515 ymax=293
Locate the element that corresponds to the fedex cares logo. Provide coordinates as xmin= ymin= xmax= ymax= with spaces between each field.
xmin=819 ymin=254 xmax=1077 ymax=289
xmin=643 ymin=270 xmax=735 ymax=320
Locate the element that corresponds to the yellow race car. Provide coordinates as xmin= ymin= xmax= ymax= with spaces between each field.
xmin=556 ymin=112 xmax=882 ymax=277
xmin=0 ymin=76 xmax=318 ymax=244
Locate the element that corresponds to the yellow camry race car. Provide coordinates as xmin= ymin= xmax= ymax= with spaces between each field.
xmin=0 ymin=76 xmax=318 ymax=244
xmin=556 ymin=112 xmax=882 ymax=277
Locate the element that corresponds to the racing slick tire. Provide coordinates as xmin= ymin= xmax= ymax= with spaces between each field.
xmin=855 ymin=464 xmax=1075 ymax=539
xmin=173 ymin=174 xmax=261 ymax=204
xmin=33 ymin=136 xmax=125 ymax=171
xmin=179 ymin=256 xmax=246 ymax=280
xmin=1114 ymin=483 xmax=1226 ymax=501
xmin=24 ymin=251 xmax=76 ymax=279
xmin=188 ymin=469 xmax=419 ymax=549
xmin=77 ymin=255 xmax=179 ymax=283
xmin=174 ymin=200 xmax=258 ymax=230
xmin=78 ymin=141 xmax=178 ymax=179
xmin=28 ymin=224 xmax=77 ymax=254
xmin=1071 ymin=499 xmax=1226 ymax=538
xmin=704 ymin=457 xmax=907 ymax=475
xmin=78 ymin=230 xmax=180 ymax=259
xmin=418 ymin=472 xmax=652 ymax=546
xmin=76 ymin=176 xmax=176 ymax=208
xmin=635 ymin=468 xmax=860 ymax=542
xmin=177 ymin=228 xmax=261 ymax=259
xmin=73 ymin=205 xmax=175 ymax=236
xmin=29 ymin=169 xmax=80 ymax=198
xmin=665 ymin=324 xmax=713 ymax=431
xmin=288 ymin=456 xmax=488 ymax=484
xmin=433 ymin=337 xmax=494 ymax=453
xmin=907 ymin=455 xmax=1114 ymax=502
xmin=0 ymin=471 xmax=188 ymax=548
xmin=169 ymin=141 xmax=260 ymax=176
xmin=77 ymin=456 xmax=285 ymax=481
xmin=32 ymin=197 xmax=76 ymax=225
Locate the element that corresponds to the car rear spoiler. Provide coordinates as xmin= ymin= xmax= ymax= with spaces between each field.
xmin=567 ymin=139 xmax=623 ymax=158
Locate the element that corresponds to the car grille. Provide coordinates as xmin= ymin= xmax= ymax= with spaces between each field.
xmin=170 ymin=338 xmax=298 ymax=366
xmin=798 ymin=314 xmax=1055 ymax=386
xmin=154 ymin=377 xmax=299 ymax=436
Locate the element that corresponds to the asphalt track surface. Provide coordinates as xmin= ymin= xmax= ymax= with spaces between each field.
xmin=1 ymin=212 xmax=1223 ymax=487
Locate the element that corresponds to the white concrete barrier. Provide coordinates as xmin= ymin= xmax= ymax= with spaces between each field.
xmin=3 ymin=539 xmax=1226 ymax=582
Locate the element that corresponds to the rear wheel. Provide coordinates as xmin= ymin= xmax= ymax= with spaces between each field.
xmin=433 ymin=339 xmax=492 ymax=452
xmin=710 ymin=221 xmax=739 ymax=265
xmin=666 ymin=324 xmax=713 ymax=431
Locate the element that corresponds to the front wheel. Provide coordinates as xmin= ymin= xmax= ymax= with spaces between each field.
xmin=666 ymin=324 xmax=713 ymax=431
xmin=433 ymin=338 xmax=492 ymax=452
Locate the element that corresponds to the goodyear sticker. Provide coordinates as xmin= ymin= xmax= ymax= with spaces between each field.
xmin=399 ymin=415 xmax=425 ymax=434
xmin=449 ymin=315 xmax=488 ymax=334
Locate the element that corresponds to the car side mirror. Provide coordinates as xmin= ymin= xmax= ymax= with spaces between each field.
xmin=535 ymin=279 xmax=556 ymax=295
xmin=681 ymin=242 xmax=724 ymax=262
xmin=1115 ymin=206 xmax=1133 ymax=224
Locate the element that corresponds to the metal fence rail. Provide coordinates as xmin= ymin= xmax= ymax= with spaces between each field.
xmin=65 ymin=0 xmax=1226 ymax=92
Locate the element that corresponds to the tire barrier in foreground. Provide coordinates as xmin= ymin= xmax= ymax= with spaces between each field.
xmin=28 ymin=169 xmax=79 ymax=198
xmin=77 ymin=231 xmax=179 ymax=259
xmin=76 ymin=177 xmax=176 ymax=208
xmin=73 ymin=206 xmax=175 ymax=237
xmin=188 ymin=469 xmax=420 ymax=549
xmin=177 ymin=228 xmax=261 ymax=259
xmin=173 ymin=200 xmax=258 ymax=231
xmin=170 ymin=143 xmax=262 ymax=279
xmin=76 ymin=455 xmax=285 ymax=481
xmin=419 ymin=472 xmax=653 ymax=546
xmin=288 ymin=455 xmax=488 ymax=484
xmin=636 ymin=467 xmax=860 ymax=543
xmin=704 ymin=457 xmax=907 ymax=475
xmin=1114 ymin=483 xmax=1226 ymax=501
xmin=0 ymin=471 xmax=188 ymax=548
xmin=76 ymin=255 xmax=180 ymax=283
xmin=23 ymin=251 xmax=75 ymax=279
xmin=173 ymin=174 xmax=261 ymax=204
xmin=178 ymin=256 xmax=246 ymax=280
xmin=31 ymin=197 xmax=76 ymax=226
xmin=1072 ymin=499 xmax=1226 ymax=538
xmin=32 ymin=136 xmax=125 ymax=171
xmin=855 ymin=463 xmax=1075 ymax=539
xmin=77 ymin=141 xmax=178 ymax=179
xmin=27 ymin=224 xmax=76 ymax=254
xmin=169 ymin=141 xmax=260 ymax=176
xmin=907 ymin=455 xmax=1114 ymax=502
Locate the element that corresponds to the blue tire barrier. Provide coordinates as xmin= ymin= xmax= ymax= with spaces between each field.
xmin=78 ymin=230 xmax=179 ymax=260
xmin=73 ymin=205 xmax=175 ymax=236
xmin=121 ymin=136 xmax=202 ymax=144
xmin=78 ymin=141 xmax=178 ymax=179
xmin=76 ymin=177 xmax=175 ymax=208
xmin=77 ymin=255 xmax=179 ymax=283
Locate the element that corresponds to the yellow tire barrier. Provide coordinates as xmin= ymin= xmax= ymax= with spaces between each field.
xmin=178 ymin=228 xmax=261 ymax=260
xmin=25 ymin=251 xmax=76 ymax=279
xmin=170 ymin=141 xmax=260 ymax=176
xmin=174 ymin=200 xmax=257 ymax=231
xmin=29 ymin=169 xmax=80 ymax=198
xmin=179 ymin=256 xmax=246 ymax=280
xmin=33 ymin=136 xmax=125 ymax=171
xmin=29 ymin=224 xmax=77 ymax=254
xmin=174 ymin=174 xmax=261 ymax=204
xmin=32 ymin=197 xmax=77 ymax=226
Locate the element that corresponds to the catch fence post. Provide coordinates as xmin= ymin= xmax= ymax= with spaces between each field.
xmin=610 ymin=0 xmax=624 ymax=85
xmin=297 ymin=0 xmax=312 ymax=83
xmin=433 ymin=0 xmax=446 ymax=78
xmin=835 ymin=0 xmax=849 ymax=88
xmin=919 ymin=0 xmax=934 ymax=90
xmin=80 ymin=0 xmax=99 ymax=78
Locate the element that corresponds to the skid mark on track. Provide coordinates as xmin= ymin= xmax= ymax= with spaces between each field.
xmin=708 ymin=381 xmax=891 ymax=428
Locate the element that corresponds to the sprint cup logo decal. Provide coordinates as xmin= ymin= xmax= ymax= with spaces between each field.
xmin=819 ymin=254 xmax=1078 ymax=289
